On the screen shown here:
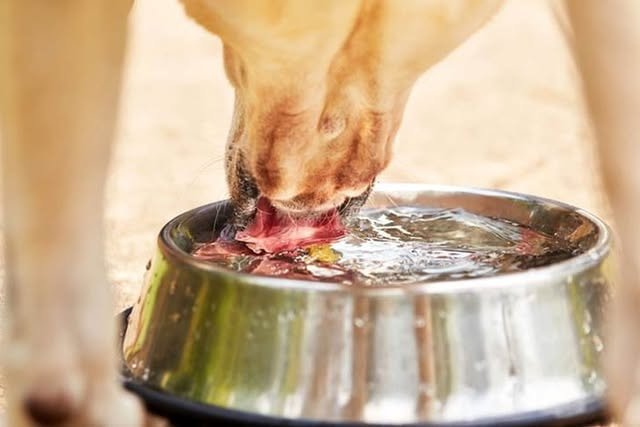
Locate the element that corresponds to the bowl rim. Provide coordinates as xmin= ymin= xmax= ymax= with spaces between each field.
xmin=158 ymin=183 xmax=611 ymax=296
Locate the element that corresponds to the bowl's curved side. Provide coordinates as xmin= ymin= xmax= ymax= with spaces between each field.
xmin=122 ymin=245 xmax=611 ymax=424
xmin=119 ymin=310 xmax=609 ymax=427
xmin=122 ymin=185 xmax=613 ymax=424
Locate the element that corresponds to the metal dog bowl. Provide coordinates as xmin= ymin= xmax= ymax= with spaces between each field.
xmin=121 ymin=184 xmax=612 ymax=426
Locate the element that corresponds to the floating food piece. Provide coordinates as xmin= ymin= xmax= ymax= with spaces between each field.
xmin=192 ymin=239 xmax=250 ymax=260
xmin=307 ymin=244 xmax=341 ymax=264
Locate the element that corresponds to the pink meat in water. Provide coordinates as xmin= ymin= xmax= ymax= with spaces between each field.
xmin=192 ymin=239 xmax=252 ymax=259
xmin=236 ymin=197 xmax=346 ymax=253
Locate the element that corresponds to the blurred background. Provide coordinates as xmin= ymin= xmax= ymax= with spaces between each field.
xmin=0 ymin=0 xmax=609 ymax=408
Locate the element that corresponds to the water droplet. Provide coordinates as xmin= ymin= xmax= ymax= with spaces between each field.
xmin=431 ymin=399 xmax=443 ymax=412
xmin=414 ymin=317 xmax=426 ymax=328
xmin=354 ymin=317 xmax=365 ymax=328
xmin=418 ymin=383 xmax=434 ymax=397
xmin=593 ymin=335 xmax=604 ymax=352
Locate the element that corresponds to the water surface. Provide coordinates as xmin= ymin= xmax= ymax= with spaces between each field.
xmin=192 ymin=207 xmax=582 ymax=286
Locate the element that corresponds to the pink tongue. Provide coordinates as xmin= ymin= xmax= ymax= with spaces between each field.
xmin=235 ymin=197 xmax=346 ymax=253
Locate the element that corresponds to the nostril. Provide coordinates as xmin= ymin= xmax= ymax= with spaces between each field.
xmin=24 ymin=388 xmax=77 ymax=425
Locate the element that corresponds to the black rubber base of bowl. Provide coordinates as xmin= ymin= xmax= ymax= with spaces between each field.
xmin=118 ymin=309 xmax=610 ymax=427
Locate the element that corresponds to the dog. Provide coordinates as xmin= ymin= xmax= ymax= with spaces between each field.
xmin=1 ymin=0 xmax=639 ymax=425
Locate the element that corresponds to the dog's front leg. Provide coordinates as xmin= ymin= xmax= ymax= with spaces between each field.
xmin=0 ymin=1 xmax=144 ymax=425
xmin=564 ymin=1 xmax=640 ymax=423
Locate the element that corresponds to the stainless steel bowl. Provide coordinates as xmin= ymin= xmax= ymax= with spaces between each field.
xmin=121 ymin=184 xmax=612 ymax=425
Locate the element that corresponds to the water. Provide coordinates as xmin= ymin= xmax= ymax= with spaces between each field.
xmin=192 ymin=207 xmax=582 ymax=286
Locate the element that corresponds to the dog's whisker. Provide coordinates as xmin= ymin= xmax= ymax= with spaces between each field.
xmin=186 ymin=156 xmax=226 ymax=186
xmin=212 ymin=201 xmax=222 ymax=237
xmin=383 ymin=193 xmax=399 ymax=209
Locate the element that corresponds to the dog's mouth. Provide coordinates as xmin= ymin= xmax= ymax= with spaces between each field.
xmin=233 ymin=196 xmax=345 ymax=253
xmin=231 ymin=191 xmax=371 ymax=253
xmin=226 ymin=151 xmax=372 ymax=253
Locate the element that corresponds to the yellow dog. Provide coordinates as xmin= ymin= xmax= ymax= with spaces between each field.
xmin=1 ymin=1 xmax=639 ymax=425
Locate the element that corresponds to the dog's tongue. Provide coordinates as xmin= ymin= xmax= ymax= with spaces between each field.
xmin=236 ymin=197 xmax=346 ymax=253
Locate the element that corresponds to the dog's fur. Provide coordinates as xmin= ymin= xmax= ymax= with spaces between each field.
xmin=181 ymin=0 xmax=502 ymax=225
xmin=1 ymin=0 xmax=639 ymax=425
xmin=565 ymin=2 xmax=640 ymax=422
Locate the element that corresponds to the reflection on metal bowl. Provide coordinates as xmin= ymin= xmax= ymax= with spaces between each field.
xmin=121 ymin=184 xmax=612 ymax=426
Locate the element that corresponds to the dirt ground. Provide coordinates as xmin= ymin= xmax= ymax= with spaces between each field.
xmin=0 ymin=0 xmax=609 ymax=412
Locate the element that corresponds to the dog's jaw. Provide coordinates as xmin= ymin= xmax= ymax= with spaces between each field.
xmin=226 ymin=140 xmax=373 ymax=238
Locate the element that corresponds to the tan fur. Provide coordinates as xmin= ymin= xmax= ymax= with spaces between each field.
xmin=564 ymin=2 xmax=640 ymax=424
xmin=0 ymin=0 xmax=638 ymax=425
xmin=182 ymin=0 xmax=502 ymax=210
xmin=0 ymin=1 xmax=146 ymax=426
